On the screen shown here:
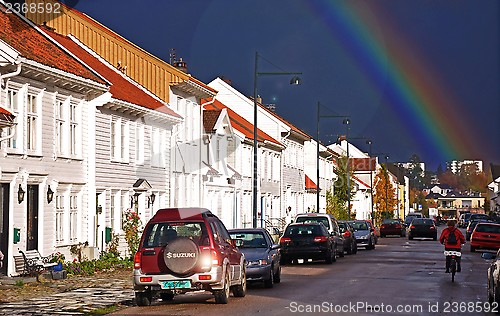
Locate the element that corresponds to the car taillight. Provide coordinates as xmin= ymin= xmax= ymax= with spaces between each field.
xmin=134 ymin=251 xmax=141 ymax=269
xmin=200 ymin=249 xmax=220 ymax=269
xmin=314 ymin=236 xmax=328 ymax=242
xmin=380 ymin=225 xmax=387 ymax=229
xmin=280 ymin=237 xmax=291 ymax=243
xmin=140 ymin=276 xmax=152 ymax=282
xmin=395 ymin=224 xmax=401 ymax=229
xmin=343 ymin=231 xmax=351 ymax=238
xmin=430 ymin=226 xmax=435 ymax=230
xmin=410 ymin=225 xmax=415 ymax=229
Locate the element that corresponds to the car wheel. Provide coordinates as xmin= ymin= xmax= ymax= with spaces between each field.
xmin=470 ymin=245 xmax=476 ymax=252
xmin=381 ymin=234 xmax=385 ymax=238
xmin=160 ymin=292 xmax=175 ymax=301
xmin=433 ymin=236 xmax=437 ymax=241
xmin=346 ymin=243 xmax=352 ymax=255
xmin=339 ymin=246 xmax=345 ymax=258
xmin=135 ymin=291 xmax=152 ymax=306
xmin=263 ymin=267 xmax=274 ymax=288
xmin=214 ymin=270 xmax=230 ymax=304
xmin=280 ymin=256 xmax=290 ymax=265
xmin=232 ymin=266 xmax=246 ymax=297
xmin=273 ymin=265 xmax=281 ymax=283
xmin=408 ymin=234 xmax=413 ymax=240
xmin=352 ymin=242 xmax=358 ymax=254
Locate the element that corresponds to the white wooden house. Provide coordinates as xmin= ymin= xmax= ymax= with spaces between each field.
xmin=0 ymin=7 xmax=109 ymax=276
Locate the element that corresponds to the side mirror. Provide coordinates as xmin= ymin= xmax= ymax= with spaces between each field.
xmin=271 ymin=244 xmax=280 ymax=250
xmin=481 ymin=252 xmax=496 ymax=260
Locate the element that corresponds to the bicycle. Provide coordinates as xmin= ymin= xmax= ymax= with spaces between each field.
xmin=444 ymin=250 xmax=462 ymax=282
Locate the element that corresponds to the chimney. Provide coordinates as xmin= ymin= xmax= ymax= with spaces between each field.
xmin=173 ymin=58 xmax=188 ymax=73
xmin=256 ymin=95 xmax=262 ymax=104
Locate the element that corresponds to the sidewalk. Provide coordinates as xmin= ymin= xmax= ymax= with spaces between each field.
xmin=0 ymin=269 xmax=134 ymax=315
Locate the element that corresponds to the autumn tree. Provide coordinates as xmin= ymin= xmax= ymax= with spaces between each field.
xmin=373 ymin=165 xmax=397 ymax=225
xmin=326 ymin=155 xmax=354 ymax=220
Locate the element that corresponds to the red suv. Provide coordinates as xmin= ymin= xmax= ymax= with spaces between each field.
xmin=133 ymin=208 xmax=246 ymax=305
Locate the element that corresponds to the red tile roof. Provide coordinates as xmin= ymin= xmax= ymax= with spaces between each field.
xmin=305 ymin=175 xmax=318 ymax=190
xmin=205 ymin=99 xmax=282 ymax=147
xmin=47 ymin=31 xmax=181 ymax=118
xmin=0 ymin=6 xmax=104 ymax=84
xmin=203 ymin=110 xmax=221 ymax=132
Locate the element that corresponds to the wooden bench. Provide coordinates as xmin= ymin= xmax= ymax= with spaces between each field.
xmin=13 ymin=250 xmax=58 ymax=276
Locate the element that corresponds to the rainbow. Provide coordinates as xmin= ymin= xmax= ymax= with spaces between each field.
xmin=302 ymin=1 xmax=485 ymax=164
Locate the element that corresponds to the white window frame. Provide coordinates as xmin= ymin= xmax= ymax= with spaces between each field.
xmin=111 ymin=117 xmax=130 ymax=163
xmin=135 ymin=123 xmax=145 ymax=165
xmin=69 ymin=194 xmax=78 ymax=242
xmin=55 ymin=195 xmax=65 ymax=244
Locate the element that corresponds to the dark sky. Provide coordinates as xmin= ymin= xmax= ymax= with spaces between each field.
xmin=72 ymin=0 xmax=500 ymax=172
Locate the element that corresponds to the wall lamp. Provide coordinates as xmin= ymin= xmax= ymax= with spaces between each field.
xmin=18 ymin=184 xmax=25 ymax=204
xmin=148 ymin=193 xmax=156 ymax=208
xmin=47 ymin=185 xmax=54 ymax=204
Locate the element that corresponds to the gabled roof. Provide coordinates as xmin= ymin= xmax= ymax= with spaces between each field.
xmin=47 ymin=31 xmax=181 ymax=118
xmin=203 ymin=110 xmax=221 ymax=132
xmin=205 ymin=99 xmax=282 ymax=147
xmin=491 ymin=164 xmax=500 ymax=181
xmin=0 ymin=5 xmax=104 ymax=84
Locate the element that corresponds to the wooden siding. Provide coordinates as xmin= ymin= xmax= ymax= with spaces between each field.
xmin=25 ymin=0 xmax=189 ymax=104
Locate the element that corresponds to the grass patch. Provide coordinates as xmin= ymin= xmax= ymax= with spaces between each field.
xmin=82 ymin=304 xmax=120 ymax=315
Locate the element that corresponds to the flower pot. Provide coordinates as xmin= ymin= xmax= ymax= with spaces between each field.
xmin=53 ymin=262 xmax=63 ymax=272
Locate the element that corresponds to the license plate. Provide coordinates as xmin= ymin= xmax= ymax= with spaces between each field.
xmin=160 ymin=280 xmax=191 ymax=289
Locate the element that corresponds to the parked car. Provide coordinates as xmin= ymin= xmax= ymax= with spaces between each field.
xmin=458 ymin=212 xmax=472 ymax=228
xmin=380 ymin=219 xmax=405 ymax=237
xmin=470 ymin=213 xmax=491 ymax=222
xmin=348 ymin=220 xmax=376 ymax=250
xmin=228 ymin=228 xmax=281 ymax=288
xmin=294 ymin=213 xmax=338 ymax=236
xmin=404 ymin=212 xmax=423 ymax=227
xmin=470 ymin=222 xmax=500 ymax=252
xmin=407 ymin=218 xmax=437 ymax=240
xmin=466 ymin=219 xmax=493 ymax=241
xmin=133 ymin=208 xmax=246 ymax=305
xmin=279 ymin=222 xmax=339 ymax=264
xmin=481 ymin=250 xmax=500 ymax=305
xmin=337 ymin=220 xmax=357 ymax=254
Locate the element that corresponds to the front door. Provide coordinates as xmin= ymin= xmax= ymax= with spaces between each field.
xmin=0 ymin=184 xmax=9 ymax=275
xmin=26 ymin=185 xmax=39 ymax=250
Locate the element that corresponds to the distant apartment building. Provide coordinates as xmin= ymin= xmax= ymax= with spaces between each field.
xmin=446 ymin=160 xmax=483 ymax=174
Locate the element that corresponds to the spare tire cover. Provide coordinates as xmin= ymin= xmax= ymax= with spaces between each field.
xmin=163 ymin=237 xmax=200 ymax=275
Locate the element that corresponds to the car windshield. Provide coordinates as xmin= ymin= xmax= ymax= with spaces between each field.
xmin=229 ymin=232 xmax=267 ymax=248
xmin=412 ymin=219 xmax=434 ymax=225
xmin=142 ymin=222 xmax=209 ymax=247
xmin=285 ymin=225 xmax=322 ymax=236
xmin=295 ymin=216 xmax=330 ymax=229
xmin=475 ymin=224 xmax=500 ymax=234
xmin=350 ymin=221 xmax=368 ymax=231
xmin=471 ymin=214 xmax=489 ymax=220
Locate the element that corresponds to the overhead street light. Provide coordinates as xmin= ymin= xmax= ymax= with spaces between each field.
xmin=253 ymin=52 xmax=301 ymax=228
xmin=316 ymin=102 xmax=349 ymax=214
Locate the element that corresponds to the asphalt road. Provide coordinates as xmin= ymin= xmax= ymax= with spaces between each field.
xmin=112 ymin=226 xmax=496 ymax=316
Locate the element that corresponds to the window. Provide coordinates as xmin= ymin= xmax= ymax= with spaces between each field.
xmin=55 ymin=98 xmax=65 ymax=155
xmin=151 ymin=127 xmax=165 ymax=168
xmin=111 ymin=117 xmax=129 ymax=162
xmin=1 ymin=87 xmax=21 ymax=150
xmin=135 ymin=123 xmax=144 ymax=164
xmin=55 ymin=195 xmax=65 ymax=243
xmin=70 ymin=102 xmax=79 ymax=156
xmin=69 ymin=195 xmax=78 ymax=242
xmin=26 ymin=93 xmax=38 ymax=151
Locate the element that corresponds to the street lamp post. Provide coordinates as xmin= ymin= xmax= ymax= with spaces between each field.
xmin=253 ymin=52 xmax=301 ymax=228
xmin=366 ymin=140 xmax=374 ymax=223
xmin=343 ymin=118 xmax=351 ymax=219
xmin=316 ymin=102 xmax=349 ymax=213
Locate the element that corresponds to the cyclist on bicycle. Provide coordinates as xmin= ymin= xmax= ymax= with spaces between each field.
xmin=439 ymin=219 xmax=465 ymax=273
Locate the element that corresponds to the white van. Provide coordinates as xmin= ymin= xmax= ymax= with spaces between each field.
xmin=404 ymin=212 xmax=423 ymax=226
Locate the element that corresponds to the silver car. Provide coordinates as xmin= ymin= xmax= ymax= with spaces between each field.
xmin=348 ymin=220 xmax=376 ymax=250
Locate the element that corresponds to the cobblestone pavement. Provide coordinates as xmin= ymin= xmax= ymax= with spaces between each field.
xmin=0 ymin=270 xmax=135 ymax=315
